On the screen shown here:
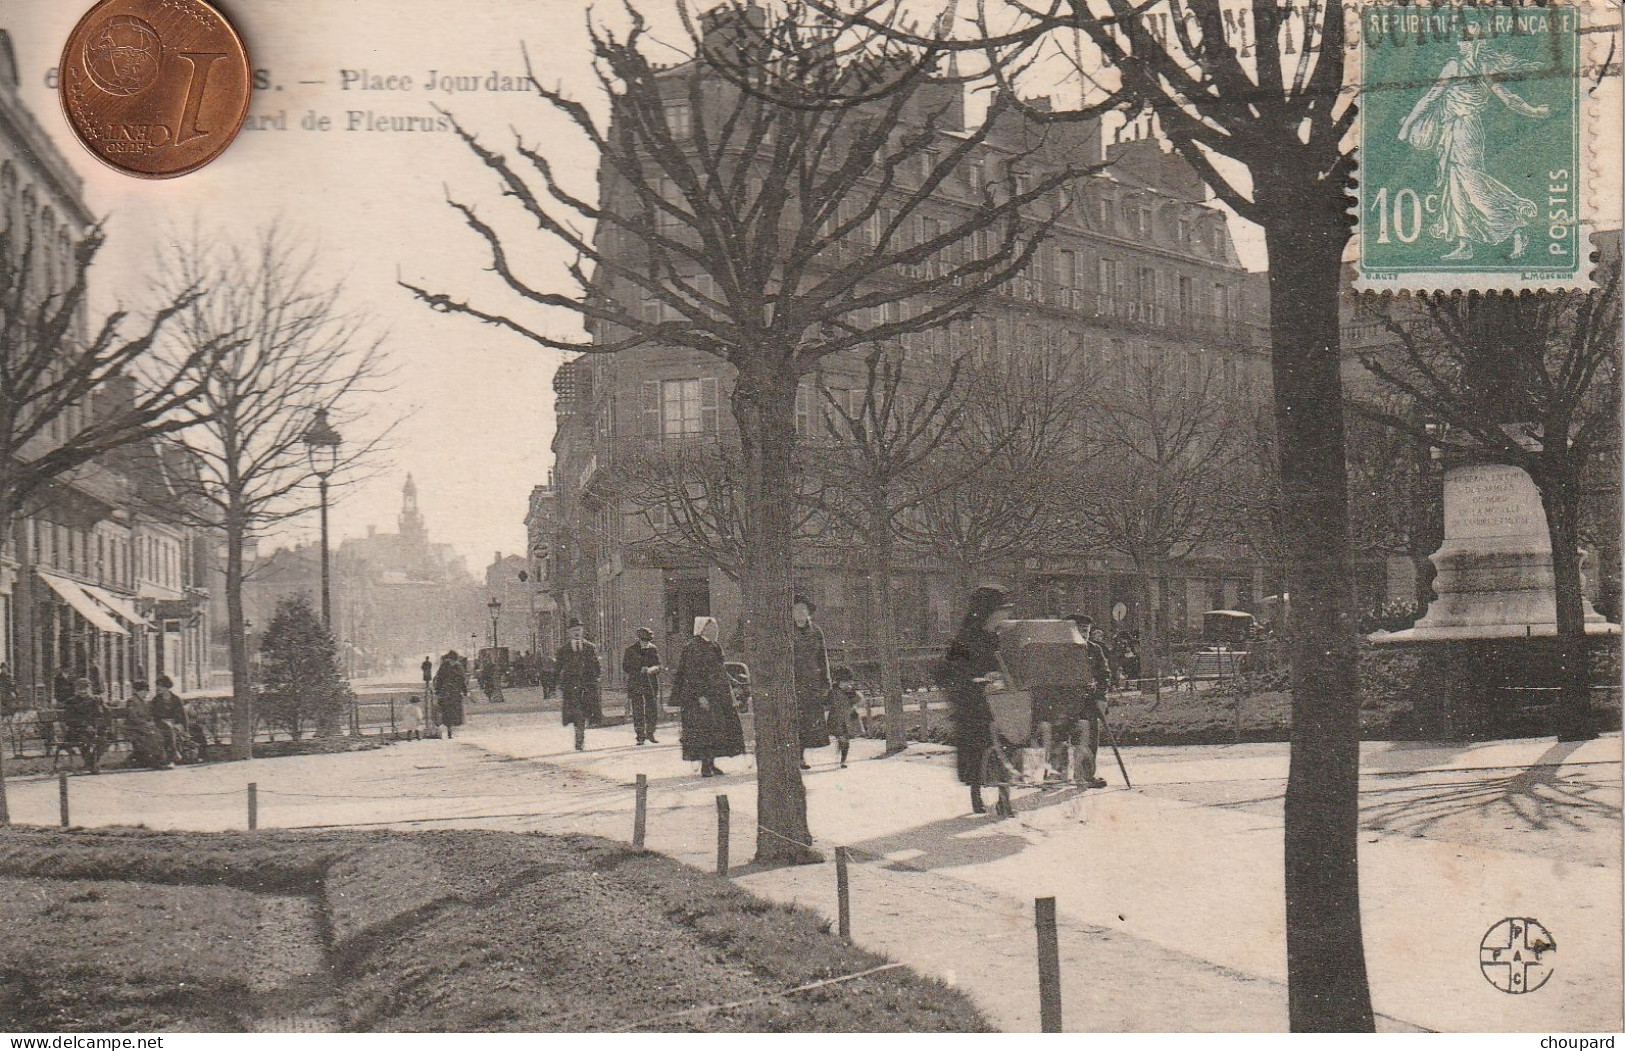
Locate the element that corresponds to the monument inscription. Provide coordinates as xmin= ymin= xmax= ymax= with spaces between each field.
xmin=1443 ymin=464 xmax=1548 ymax=544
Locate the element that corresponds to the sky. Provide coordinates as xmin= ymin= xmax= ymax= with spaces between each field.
xmin=8 ymin=0 xmax=1618 ymax=572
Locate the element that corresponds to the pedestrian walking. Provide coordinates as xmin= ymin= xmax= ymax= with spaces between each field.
xmin=401 ymin=694 xmax=425 ymax=740
xmin=792 ymin=595 xmax=832 ymax=769
xmin=942 ymin=585 xmax=1014 ymax=815
xmin=827 ymin=665 xmax=862 ymax=769
xmin=622 ymin=627 xmax=662 ymax=745
xmin=555 ymin=618 xmax=601 ymax=751
xmin=538 ymin=650 xmax=557 ymax=700
xmin=672 ymin=617 xmax=745 ymax=777
xmin=434 ymin=651 xmax=468 ymax=739
xmin=1067 ymin=616 xmax=1113 ymax=788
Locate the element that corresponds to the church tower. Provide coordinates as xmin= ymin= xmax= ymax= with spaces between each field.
xmin=399 ymin=474 xmax=426 ymax=544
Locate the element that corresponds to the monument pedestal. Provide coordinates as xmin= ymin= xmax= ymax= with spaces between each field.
xmin=1375 ymin=462 xmax=1618 ymax=643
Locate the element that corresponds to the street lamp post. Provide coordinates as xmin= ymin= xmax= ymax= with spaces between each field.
xmin=488 ymin=596 xmax=503 ymax=651
xmin=302 ymin=409 xmax=343 ymax=627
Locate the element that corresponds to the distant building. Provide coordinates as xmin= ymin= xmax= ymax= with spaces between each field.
xmin=244 ymin=476 xmax=484 ymax=677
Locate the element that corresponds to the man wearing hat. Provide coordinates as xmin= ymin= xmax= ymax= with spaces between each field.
xmin=622 ymin=627 xmax=663 ymax=745
xmin=555 ymin=617 xmax=602 ymax=750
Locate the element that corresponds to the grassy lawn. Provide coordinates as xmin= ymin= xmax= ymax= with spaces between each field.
xmin=0 ymin=828 xmax=990 ymax=1033
xmin=0 ymin=877 xmax=261 ymax=1031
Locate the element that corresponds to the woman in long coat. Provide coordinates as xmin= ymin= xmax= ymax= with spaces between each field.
xmin=792 ymin=596 xmax=832 ymax=765
xmin=672 ymin=617 xmax=746 ymax=777
xmin=942 ymin=586 xmax=1013 ymax=815
xmin=434 ymin=651 xmax=468 ymax=738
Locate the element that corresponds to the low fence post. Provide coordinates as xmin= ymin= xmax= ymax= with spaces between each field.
xmin=715 ymin=794 xmax=730 ymax=877
xmin=0 ymin=747 xmax=9 ymax=826
xmin=58 ymin=772 xmax=69 ymax=828
xmin=632 ymin=773 xmax=648 ymax=849
xmin=247 ymin=782 xmax=258 ymax=831
xmin=835 ymin=846 xmax=852 ymax=941
xmin=1035 ymin=896 xmax=1062 ymax=1033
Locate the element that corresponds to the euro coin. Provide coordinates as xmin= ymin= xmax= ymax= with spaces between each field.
xmin=59 ymin=0 xmax=252 ymax=179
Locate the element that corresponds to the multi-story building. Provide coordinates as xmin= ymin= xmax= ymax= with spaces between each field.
xmin=523 ymin=479 xmax=559 ymax=650
xmin=0 ymin=29 xmax=224 ymax=701
xmin=544 ymin=14 xmax=1273 ymax=681
xmin=244 ymin=476 xmax=485 ymax=678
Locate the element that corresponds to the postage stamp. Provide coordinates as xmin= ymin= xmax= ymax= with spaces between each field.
xmin=1354 ymin=2 xmax=1592 ymax=292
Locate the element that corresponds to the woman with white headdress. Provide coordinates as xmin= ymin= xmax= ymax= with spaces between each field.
xmin=671 ymin=616 xmax=746 ymax=777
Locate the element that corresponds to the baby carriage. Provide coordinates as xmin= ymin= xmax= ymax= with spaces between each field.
xmin=978 ymin=619 xmax=1106 ymax=817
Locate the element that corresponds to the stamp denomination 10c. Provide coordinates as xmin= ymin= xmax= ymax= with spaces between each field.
xmin=1356 ymin=3 xmax=1589 ymax=292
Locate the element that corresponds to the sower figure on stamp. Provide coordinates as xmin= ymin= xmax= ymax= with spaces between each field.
xmin=556 ymin=617 xmax=601 ymax=751
xmin=1399 ymin=27 xmax=1549 ymax=262
xmin=622 ymin=627 xmax=662 ymax=746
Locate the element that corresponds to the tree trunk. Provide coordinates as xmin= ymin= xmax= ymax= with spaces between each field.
xmin=1137 ymin=567 xmax=1160 ymax=700
xmin=1536 ymin=464 xmax=1596 ymax=740
xmin=734 ymin=363 xmax=818 ymax=865
xmin=226 ymin=504 xmax=253 ymax=761
xmin=1263 ymin=205 xmax=1374 ymax=1031
xmin=867 ymin=497 xmax=906 ymax=753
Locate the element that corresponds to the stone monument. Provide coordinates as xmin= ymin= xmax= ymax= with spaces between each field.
xmin=1374 ymin=461 xmax=1618 ymax=642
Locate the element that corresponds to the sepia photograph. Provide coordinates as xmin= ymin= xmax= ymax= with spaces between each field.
xmin=0 ymin=0 xmax=1619 ymax=1036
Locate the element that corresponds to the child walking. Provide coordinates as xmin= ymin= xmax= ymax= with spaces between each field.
xmin=401 ymin=695 xmax=425 ymax=740
xmin=827 ymin=666 xmax=861 ymax=768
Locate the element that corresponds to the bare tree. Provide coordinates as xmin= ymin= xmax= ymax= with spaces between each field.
xmin=0 ymin=221 xmax=222 ymax=552
xmin=816 ymin=345 xmax=975 ymax=752
xmin=1344 ymin=406 xmax=1442 ymax=610
xmin=1355 ymin=259 xmax=1621 ymax=739
xmin=617 ymin=432 xmax=825 ymax=582
xmin=403 ymin=0 xmax=1095 ymax=862
xmin=150 ymin=224 xmax=394 ymax=760
xmin=902 ymin=338 xmax=1091 ymax=590
xmin=823 ymin=0 xmax=1381 ymax=1022
xmin=1063 ymin=352 xmax=1250 ymax=696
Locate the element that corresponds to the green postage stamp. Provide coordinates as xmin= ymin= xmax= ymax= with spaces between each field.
xmin=1356 ymin=2 xmax=1594 ymax=291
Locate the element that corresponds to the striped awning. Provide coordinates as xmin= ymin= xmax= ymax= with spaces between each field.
xmin=82 ymin=584 xmax=151 ymax=628
xmin=37 ymin=570 xmax=128 ymax=636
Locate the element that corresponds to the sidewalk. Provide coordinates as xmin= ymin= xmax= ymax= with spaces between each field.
xmin=1 ymin=716 xmax=1617 ymax=1032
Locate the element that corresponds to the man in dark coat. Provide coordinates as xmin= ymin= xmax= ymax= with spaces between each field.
xmin=792 ymin=595 xmax=832 ymax=768
xmin=62 ymin=676 xmax=105 ymax=774
xmin=943 ymin=586 xmax=1013 ymax=814
xmin=151 ymin=675 xmax=192 ymax=764
xmin=672 ymin=617 xmax=745 ymax=776
xmin=622 ymin=627 xmax=662 ymax=746
xmin=434 ymin=652 xmax=468 ymax=738
xmin=555 ymin=618 xmax=601 ymax=751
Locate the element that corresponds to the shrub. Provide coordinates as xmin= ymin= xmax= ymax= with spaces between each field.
xmin=258 ymin=595 xmax=352 ymax=740
xmin=1360 ymin=599 xmax=1424 ymax=635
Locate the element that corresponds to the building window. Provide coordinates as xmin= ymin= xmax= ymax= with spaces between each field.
xmin=652 ymin=377 xmax=718 ymax=437
xmin=1098 ymin=258 xmax=1123 ymax=299
xmin=1177 ymin=275 xmax=1194 ymax=318
xmin=664 ymin=99 xmax=691 ymax=138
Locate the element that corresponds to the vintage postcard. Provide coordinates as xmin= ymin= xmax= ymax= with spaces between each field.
xmin=0 ymin=0 xmax=1618 ymax=1037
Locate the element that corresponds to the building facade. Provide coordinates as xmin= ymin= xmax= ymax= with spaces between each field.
xmin=542 ymin=23 xmax=1274 ymax=685
xmin=1 ymin=29 xmax=222 ymax=702
xmin=244 ymin=477 xmax=485 ymax=678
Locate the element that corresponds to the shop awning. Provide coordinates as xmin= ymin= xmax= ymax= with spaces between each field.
xmin=37 ymin=570 xmax=128 ymax=636
xmin=82 ymin=584 xmax=152 ymax=628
